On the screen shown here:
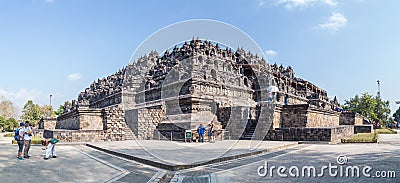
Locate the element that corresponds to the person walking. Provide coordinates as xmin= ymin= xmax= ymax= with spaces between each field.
xmin=23 ymin=121 xmax=33 ymax=159
xmin=197 ymin=123 xmax=206 ymax=143
xmin=14 ymin=122 xmax=26 ymax=161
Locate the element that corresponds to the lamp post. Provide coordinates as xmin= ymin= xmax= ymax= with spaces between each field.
xmin=50 ymin=94 xmax=53 ymax=107
xmin=376 ymin=80 xmax=381 ymax=126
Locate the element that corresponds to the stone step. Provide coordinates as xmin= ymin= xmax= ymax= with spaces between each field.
xmin=123 ymin=128 xmax=135 ymax=140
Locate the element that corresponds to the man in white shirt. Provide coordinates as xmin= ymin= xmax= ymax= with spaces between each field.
xmin=23 ymin=121 xmax=33 ymax=159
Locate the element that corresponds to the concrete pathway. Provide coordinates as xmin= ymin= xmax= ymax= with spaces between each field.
xmin=87 ymin=140 xmax=298 ymax=170
xmin=378 ymin=129 xmax=400 ymax=145
xmin=0 ymin=133 xmax=142 ymax=183
xmin=204 ymin=143 xmax=400 ymax=183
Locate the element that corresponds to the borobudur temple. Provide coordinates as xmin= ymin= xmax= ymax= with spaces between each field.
xmin=39 ymin=38 xmax=373 ymax=143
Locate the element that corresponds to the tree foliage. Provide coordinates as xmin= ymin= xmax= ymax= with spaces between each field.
xmin=55 ymin=104 xmax=65 ymax=116
xmin=42 ymin=105 xmax=56 ymax=118
xmin=343 ymin=93 xmax=391 ymax=125
xmin=393 ymin=107 xmax=400 ymax=123
xmin=0 ymin=96 xmax=18 ymax=120
xmin=0 ymin=116 xmax=18 ymax=132
xmin=21 ymin=100 xmax=43 ymax=126
xmin=20 ymin=100 xmax=58 ymax=127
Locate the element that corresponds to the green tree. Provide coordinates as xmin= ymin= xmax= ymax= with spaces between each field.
xmin=54 ymin=104 xmax=65 ymax=116
xmin=21 ymin=100 xmax=44 ymax=126
xmin=0 ymin=116 xmax=5 ymax=132
xmin=0 ymin=116 xmax=18 ymax=132
xmin=393 ymin=107 xmax=400 ymax=123
xmin=344 ymin=93 xmax=391 ymax=125
xmin=42 ymin=105 xmax=56 ymax=118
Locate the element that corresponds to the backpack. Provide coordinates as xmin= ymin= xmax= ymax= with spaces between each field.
xmin=14 ymin=128 xmax=21 ymax=141
xmin=50 ymin=138 xmax=59 ymax=144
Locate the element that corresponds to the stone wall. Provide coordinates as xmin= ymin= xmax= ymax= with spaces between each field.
xmin=56 ymin=108 xmax=103 ymax=130
xmin=278 ymin=104 xmax=339 ymax=128
xmin=51 ymin=129 xmax=105 ymax=142
xmin=252 ymin=103 xmax=275 ymax=140
xmin=126 ymin=105 xmax=165 ymax=140
xmin=354 ymin=125 xmax=373 ymax=134
xmin=39 ymin=117 xmax=57 ymax=130
xmin=103 ymin=105 xmax=134 ymax=141
xmin=56 ymin=105 xmax=134 ymax=141
xmin=279 ymin=105 xmax=309 ymax=128
xmin=307 ymin=109 xmax=339 ymax=127
xmin=330 ymin=125 xmax=354 ymax=143
xmin=224 ymin=106 xmax=248 ymax=140
xmin=217 ymin=107 xmax=232 ymax=129
xmin=340 ymin=112 xmax=364 ymax=125
xmin=266 ymin=125 xmax=354 ymax=144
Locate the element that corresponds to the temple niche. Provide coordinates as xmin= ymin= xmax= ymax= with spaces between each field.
xmin=49 ymin=38 xmax=371 ymax=143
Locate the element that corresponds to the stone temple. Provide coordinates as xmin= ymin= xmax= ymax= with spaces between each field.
xmin=40 ymin=39 xmax=373 ymax=143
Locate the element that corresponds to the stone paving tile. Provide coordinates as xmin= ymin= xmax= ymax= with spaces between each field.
xmin=0 ymin=143 xmax=119 ymax=183
xmin=215 ymin=143 xmax=400 ymax=183
xmin=75 ymin=145 xmax=160 ymax=182
xmin=87 ymin=140 xmax=298 ymax=167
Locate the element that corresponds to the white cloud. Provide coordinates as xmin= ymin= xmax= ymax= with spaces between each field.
xmin=68 ymin=73 xmax=82 ymax=81
xmin=318 ymin=12 xmax=348 ymax=31
xmin=258 ymin=0 xmax=266 ymax=7
xmin=323 ymin=0 xmax=338 ymax=6
xmin=265 ymin=50 xmax=278 ymax=56
xmin=276 ymin=0 xmax=337 ymax=9
xmin=44 ymin=0 xmax=55 ymax=3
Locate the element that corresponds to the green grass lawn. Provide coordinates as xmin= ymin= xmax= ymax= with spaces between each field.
xmin=342 ymin=133 xmax=378 ymax=143
xmin=376 ymin=128 xmax=397 ymax=134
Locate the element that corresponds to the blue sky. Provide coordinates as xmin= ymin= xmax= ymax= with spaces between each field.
xmin=0 ymin=0 xmax=399 ymax=115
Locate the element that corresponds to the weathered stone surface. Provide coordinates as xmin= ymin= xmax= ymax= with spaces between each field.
xmin=340 ymin=112 xmax=368 ymax=125
xmin=354 ymin=125 xmax=373 ymax=134
xmin=38 ymin=117 xmax=57 ymax=130
xmin=266 ymin=125 xmax=354 ymax=144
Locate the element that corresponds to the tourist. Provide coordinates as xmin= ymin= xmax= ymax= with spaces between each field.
xmin=197 ymin=123 xmax=206 ymax=143
xmin=23 ymin=121 xmax=33 ymax=159
xmin=15 ymin=122 xmax=26 ymax=161
xmin=44 ymin=138 xmax=59 ymax=160
xmin=208 ymin=122 xmax=215 ymax=143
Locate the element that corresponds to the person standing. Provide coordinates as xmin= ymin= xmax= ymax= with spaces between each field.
xmin=15 ymin=122 xmax=26 ymax=161
xmin=23 ymin=121 xmax=33 ymax=159
xmin=197 ymin=123 xmax=206 ymax=143
xmin=208 ymin=122 xmax=215 ymax=143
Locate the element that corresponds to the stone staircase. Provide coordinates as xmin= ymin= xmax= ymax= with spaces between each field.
xmin=123 ymin=127 xmax=135 ymax=140
xmin=241 ymin=122 xmax=257 ymax=140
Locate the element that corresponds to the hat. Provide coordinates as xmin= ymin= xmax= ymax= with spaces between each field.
xmin=20 ymin=122 xmax=25 ymax=126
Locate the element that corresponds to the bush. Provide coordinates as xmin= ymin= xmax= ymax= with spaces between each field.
xmin=3 ymin=132 xmax=14 ymax=137
xmin=376 ymin=128 xmax=397 ymax=134
xmin=11 ymin=136 xmax=44 ymax=145
xmin=342 ymin=133 xmax=378 ymax=143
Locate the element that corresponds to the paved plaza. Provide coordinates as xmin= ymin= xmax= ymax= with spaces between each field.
xmin=1 ymin=131 xmax=399 ymax=182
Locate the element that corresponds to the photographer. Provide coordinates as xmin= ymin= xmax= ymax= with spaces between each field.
xmin=23 ymin=121 xmax=33 ymax=159
xmin=43 ymin=138 xmax=58 ymax=160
